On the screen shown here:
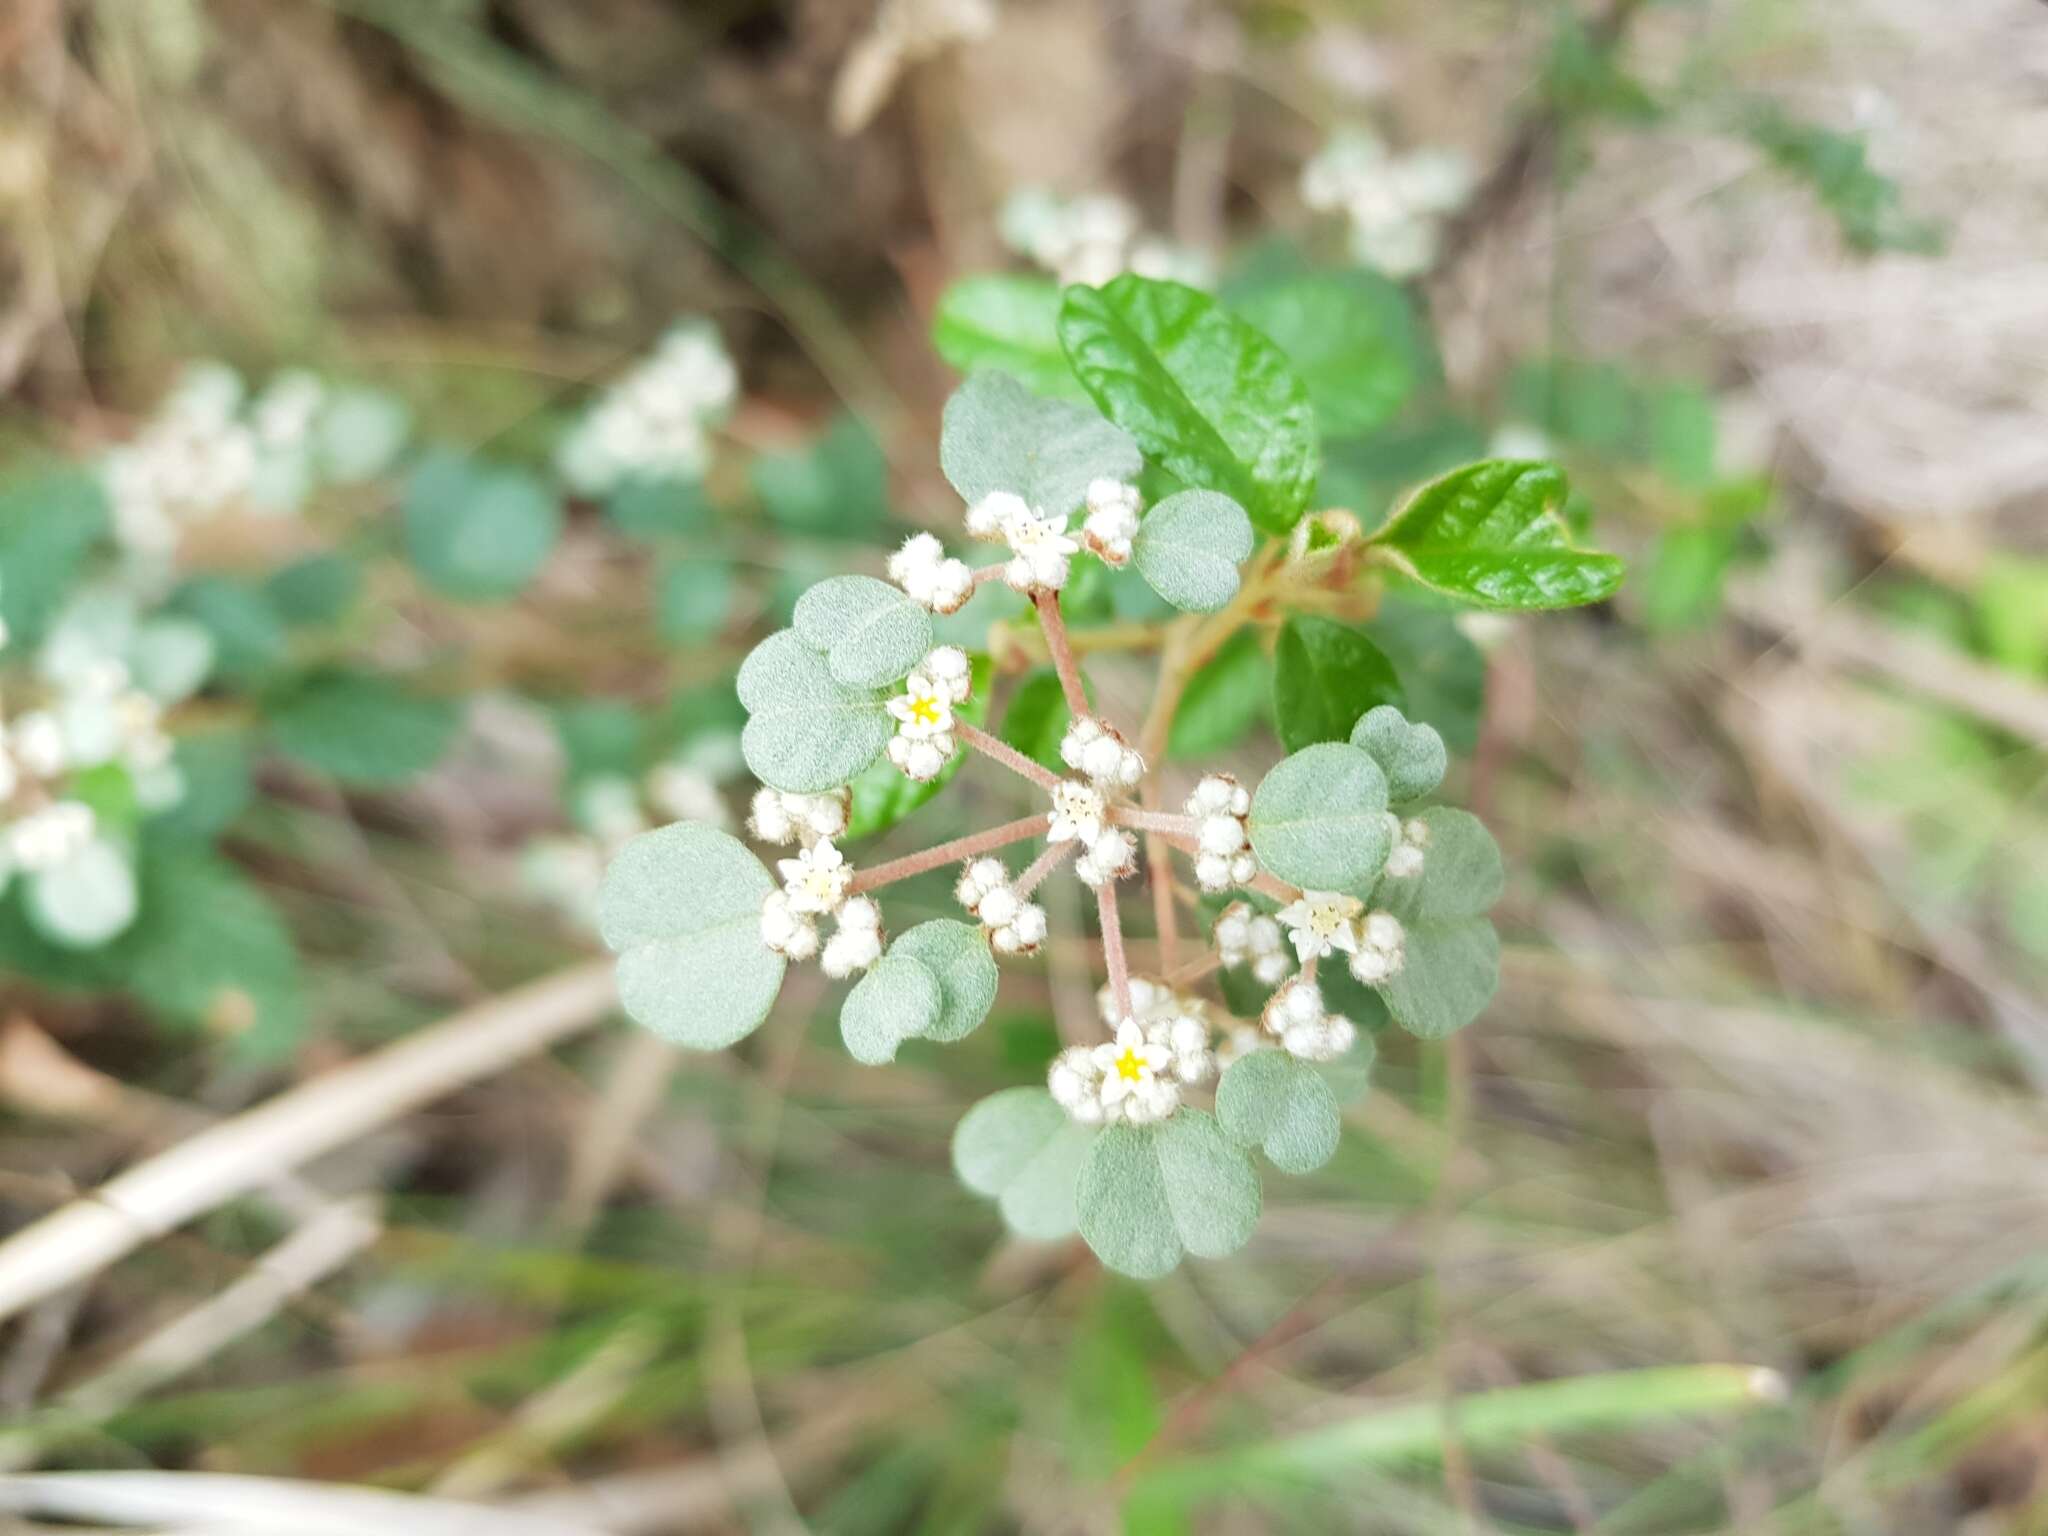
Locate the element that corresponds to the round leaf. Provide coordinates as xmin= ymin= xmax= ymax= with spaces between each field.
xmin=1273 ymin=617 xmax=1404 ymax=753
xmin=268 ymin=670 xmax=458 ymax=787
xmin=316 ymin=387 xmax=412 ymax=482
xmin=127 ymin=618 xmax=215 ymax=705
xmin=1248 ymin=742 xmax=1391 ymax=892
xmin=888 ymin=919 xmax=999 ymax=1044
xmin=1077 ymin=1111 xmax=1261 ymax=1279
xmin=25 ymin=840 xmax=139 ymax=949
xmin=597 ymin=823 xmax=786 ymax=1049
xmin=1349 ymin=704 xmax=1447 ymax=804
xmin=1216 ymin=1050 xmax=1342 ymax=1175
xmin=793 ymin=575 xmax=934 ymax=690
xmin=1378 ymin=808 xmax=1503 ymax=922
xmin=953 ymin=1087 xmax=1095 ymax=1240
xmin=403 ymin=452 xmax=562 ymax=602
xmin=1131 ymin=490 xmax=1254 ymax=613
xmin=840 ymin=952 xmax=943 ymax=1065
xmin=736 ymin=630 xmax=893 ymax=794
xmin=1369 ymin=809 xmax=1504 ymax=1039
xmin=939 ymin=370 xmax=1141 ymax=517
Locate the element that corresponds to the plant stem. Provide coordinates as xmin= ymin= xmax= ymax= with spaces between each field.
xmin=849 ymin=815 xmax=1051 ymax=894
xmin=1013 ymin=839 xmax=1074 ymax=899
xmin=956 ymin=719 xmax=1063 ymax=791
xmin=1097 ymin=882 xmax=1133 ymax=1022
xmin=972 ymin=562 xmax=1008 ymax=587
xmin=1162 ymin=950 xmax=1223 ymax=990
xmin=1113 ymin=807 xmax=1200 ymax=838
xmin=1032 ymin=590 xmax=1090 ymax=719
xmin=1152 ymin=830 xmax=1298 ymax=904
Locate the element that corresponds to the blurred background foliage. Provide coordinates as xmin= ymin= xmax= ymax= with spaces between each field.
xmin=1 ymin=0 xmax=2046 ymax=1532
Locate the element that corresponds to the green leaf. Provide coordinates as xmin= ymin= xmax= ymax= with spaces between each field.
xmin=932 ymin=275 xmax=1080 ymax=398
xmin=1215 ymin=1049 xmax=1342 ymax=1175
xmin=1231 ymin=273 xmax=1417 ymax=439
xmin=0 ymin=469 xmax=110 ymax=646
xmin=1745 ymin=103 xmax=1944 ymax=256
xmin=1642 ymin=524 xmax=1739 ymax=632
xmin=1368 ymin=459 xmax=1624 ymax=610
xmin=403 ymin=451 xmax=562 ymax=602
xmin=1249 ymin=742 xmax=1391 ymax=892
xmin=1272 ymin=617 xmax=1404 ymax=753
xmin=24 ymin=840 xmax=140 ymax=949
xmin=553 ymin=700 xmax=646 ymax=785
xmin=1651 ymin=383 xmax=1718 ymax=491
xmin=656 ymin=557 xmax=734 ymax=643
xmin=1348 ymin=704 xmax=1447 ymax=805
xmin=1166 ymin=628 xmax=1269 ymax=760
xmin=953 ymin=1087 xmax=1095 ymax=1240
xmin=1059 ymin=275 xmax=1317 ymax=535
xmin=268 ymin=670 xmax=459 ymax=787
xmin=1371 ymin=808 xmax=1503 ymax=1039
xmin=792 ymin=575 xmax=934 ymax=690
xmin=999 ymin=669 xmax=1078 ymax=771
xmin=263 ymin=554 xmax=361 ymax=629
xmin=888 ymin=919 xmax=999 ymax=1044
xmin=1978 ymin=558 xmax=2048 ymax=677
xmin=127 ymin=618 xmax=215 ymax=705
xmin=840 ymin=952 xmax=944 ymax=1065
xmin=598 ymin=823 xmax=785 ymax=1049
xmin=1131 ymin=490 xmax=1254 ymax=613
xmin=607 ymin=476 xmax=715 ymax=539
xmin=939 ymin=370 xmax=1141 ymax=517
xmin=736 ymin=630 xmax=893 ymax=794
xmin=845 ymin=655 xmax=991 ymax=840
xmin=168 ymin=576 xmax=288 ymax=686
xmin=1077 ymin=1111 xmax=1262 ymax=1279
xmin=1365 ymin=599 xmax=1486 ymax=755
xmin=151 ymin=733 xmax=254 ymax=845
xmin=751 ymin=415 xmax=889 ymax=537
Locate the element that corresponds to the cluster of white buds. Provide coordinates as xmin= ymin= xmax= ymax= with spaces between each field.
xmin=1260 ymin=977 xmax=1359 ymax=1063
xmin=885 ymin=646 xmax=973 ymax=782
xmin=999 ymin=188 xmax=1216 ymax=290
xmin=1074 ymin=828 xmax=1138 ymax=888
xmin=1300 ymin=128 xmax=1474 ymax=280
xmin=1097 ymin=978 xmax=1217 ymax=1085
xmin=1048 ymin=1010 xmax=1201 ymax=1127
xmin=101 ymin=364 xmax=260 ymax=556
xmin=1078 ymin=479 xmax=1142 ymax=566
xmin=886 ymin=532 xmax=975 ymax=614
xmin=1382 ymin=813 xmax=1431 ymax=879
xmin=1045 ymin=777 xmax=1136 ymax=888
xmin=759 ymin=839 xmax=883 ymax=978
xmin=1214 ymin=900 xmax=1293 ymax=986
xmin=748 ymin=785 xmax=851 ymax=846
xmin=964 ymin=492 xmax=1080 ymax=594
xmin=1186 ymin=774 xmax=1255 ymax=892
xmin=1346 ymin=909 xmax=1407 ymax=985
xmin=956 ymin=857 xmax=1049 ymax=956
xmin=1059 ymin=716 xmax=1144 ymax=790
xmin=820 ymin=896 xmax=884 ymax=979
xmin=556 ymin=321 xmax=737 ymax=497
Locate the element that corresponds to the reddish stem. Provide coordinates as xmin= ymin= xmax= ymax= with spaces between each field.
xmin=957 ymin=719 xmax=1063 ymax=791
xmin=972 ymin=562 xmax=1008 ymax=588
xmin=850 ymin=814 xmax=1052 ymax=893
xmin=1097 ymin=882 xmax=1133 ymax=1022
xmin=1032 ymin=590 xmax=1090 ymax=720
xmin=1112 ymin=806 xmax=1200 ymax=838
xmin=1151 ymin=830 xmax=1299 ymax=904
xmin=1013 ymin=839 xmax=1074 ymax=900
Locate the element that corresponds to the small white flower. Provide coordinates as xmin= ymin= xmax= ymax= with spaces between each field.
xmin=1046 ymin=779 xmax=1107 ymax=847
xmin=999 ymin=506 xmax=1080 ymax=593
xmin=647 ymin=762 xmax=727 ymax=826
xmin=1215 ymin=900 xmax=1294 ymax=985
xmin=888 ymin=673 xmax=954 ymax=741
xmin=778 ymin=838 xmax=853 ymax=916
xmin=1260 ymin=977 xmax=1358 ymax=1063
xmin=1276 ymin=891 xmax=1364 ymax=963
xmin=8 ymin=801 xmax=97 ymax=872
xmin=989 ymin=899 xmax=1047 ymax=955
xmin=1058 ymin=717 xmax=1144 ymax=789
xmin=10 ymin=711 xmax=67 ymax=779
xmin=759 ymin=889 xmax=820 ymax=960
xmin=956 ymin=857 xmax=1007 ymax=910
xmin=1189 ymin=779 xmax=1253 ymax=894
xmin=1074 ymin=827 xmax=1137 ymax=887
xmin=1149 ymin=1012 xmax=1215 ymax=1085
xmin=1080 ymin=479 xmax=1142 ymax=566
xmin=887 ymin=533 xmax=975 ymax=614
xmin=1092 ymin=1018 xmax=1178 ymax=1122
xmin=964 ymin=489 xmax=1029 ymax=541
xmin=1217 ymin=1024 xmax=1265 ymax=1069
xmin=748 ymin=788 xmax=795 ymax=843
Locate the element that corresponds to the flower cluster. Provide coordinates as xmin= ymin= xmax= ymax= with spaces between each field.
xmin=1383 ymin=813 xmax=1431 ymax=880
xmin=1260 ymin=977 xmax=1360 ymax=1063
xmin=1214 ymin=900 xmax=1293 ymax=986
xmin=1047 ymin=980 xmax=1216 ymax=1126
xmin=1300 ymin=128 xmax=1474 ymax=279
xmin=1274 ymin=891 xmax=1407 ymax=985
xmin=1060 ymin=716 xmax=1144 ymax=789
xmin=1186 ymin=773 xmax=1255 ymax=892
xmin=749 ymin=785 xmax=850 ymax=845
xmin=999 ymin=188 xmax=1215 ymax=289
xmin=760 ymin=839 xmax=884 ymax=978
xmin=956 ymin=857 xmax=1049 ymax=955
xmin=556 ymin=321 xmax=737 ymax=498
xmin=1046 ymin=777 xmax=1137 ymax=888
xmin=886 ymin=533 xmax=975 ymax=614
xmin=963 ymin=492 xmax=1081 ymax=594
xmin=885 ymin=646 xmax=974 ymax=781
xmin=1346 ymin=909 xmax=1407 ymax=985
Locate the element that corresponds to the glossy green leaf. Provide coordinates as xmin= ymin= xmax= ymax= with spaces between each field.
xmin=1131 ymin=490 xmax=1253 ymax=613
xmin=1249 ymin=742 xmax=1391 ymax=892
xmin=1077 ymin=1111 xmax=1262 ymax=1279
xmin=403 ymin=451 xmax=562 ymax=602
xmin=840 ymin=952 xmax=944 ymax=1065
xmin=1216 ymin=1049 xmax=1342 ymax=1174
xmin=932 ymin=275 xmax=1079 ymax=398
xmin=953 ymin=1087 xmax=1095 ymax=1240
xmin=1369 ymin=460 xmax=1624 ymax=610
xmin=1166 ymin=628 xmax=1269 ymax=760
xmin=598 ymin=823 xmax=785 ymax=1049
xmin=939 ymin=370 xmax=1141 ymax=517
xmin=793 ymin=574 xmax=934 ymax=690
xmin=268 ymin=670 xmax=458 ymax=787
xmin=1231 ymin=273 xmax=1417 ymax=438
xmin=1272 ymin=617 xmax=1404 ymax=753
xmin=1060 ymin=275 xmax=1317 ymax=535
xmin=888 ymin=919 xmax=999 ymax=1044
xmin=1370 ymin=808 xmax=1503 ymax=1039
xmin=736 ymin=630 xmax=893 ymax=794
xmin=1349 ymin=704 xmax=1447 ymax=805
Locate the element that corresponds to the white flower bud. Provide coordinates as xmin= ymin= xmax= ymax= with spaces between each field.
xmin=965 ymin=490 xmax=1028 ymax=540
xmin=978 ymin=886 xmax=1020 ymax=927
xmin=838 ymin=895 xmax=880 ymax=932
xmin=1364 ymin=910 xmax=1405 ymax=951
xmin=1007 ymin=902 xmax=1047 ymax=948
xmin=748 ymin=789 xmax=794 ymax=844
xmin=1198 ymin=814 xmax=1246 ymax=856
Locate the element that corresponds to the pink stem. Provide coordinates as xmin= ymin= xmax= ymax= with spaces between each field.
xmin=1163 ymin=950 xmax=1224 ymax=990
xmin=850 ymin=814 xmax=1052 ymax=893
xmin=1032 ymin=590 xmax=1091 ymax=720
xmin=1097 ymin=882 xmax=1133 ymax=1023
xmin=1013 ymin=839 xmax=1075 ymax=899
xmin=1113 ymin=806 xmax=1200 ymax=838
xmin=957 ymin=719 xmax=1064 ymax=791
xmin=972 ymin=562 xmax=1008 ymax=587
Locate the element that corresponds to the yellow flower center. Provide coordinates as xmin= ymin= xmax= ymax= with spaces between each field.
xmin=1307 ymin=904 xmax=1348 ymax=937
xmin=906 ymin=694 xmax=942 ymax=727
xmin=803 ymin=871 xmax=840 ymax=901
xmin=1113 ymin=1047 xmax=1146 ymax=1082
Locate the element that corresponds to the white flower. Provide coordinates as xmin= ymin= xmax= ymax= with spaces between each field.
xmin=999 ymin=506 xmax=1080 ymax=594
xmin=821 ymin=896 xmax=884 ymax=978
xmin=1187 ymin=774 xmax=1254 ymax=893
xmin=964 ymin=489 xmax=1028 ymax=542
xmin=1348 ymin=909 xmax=1407 ymax=984
xmin=778 ymin=839 xmax=853 ymax=916
xmin=575 ymin=775 xmax=650 ymax=847
xmin=1079 ymin=479 xmax=1142 ymax=565
xmin=887 ymin=673 xmax=954 ymax=741
xmin=1383 ymin=814 xmax=1430 ymax=879
xmin=759 ymin=889 xmax=819 ymax=960
xmin=1301 ymin=127 xmax=1472 ymax=280
xmin=1059 ymin=716 xmax=1144 ymax=789
xmin=1260 ymin=977 xmax=1358 ymax=1063
xmin=956 ymin=858 xmax=1048 ymax=955
xmin=9 ymin=710 xmax=67 ymax=779
xmin=887 ymin=532 xmax=975 ymax=614
xmin=990 ymin=901 xmax=1047 ymax=955
xmin=1074 ymin=827 xmax=1137 ymax=887
xmin=8 ymin=801 xmax=96 ymax=872
xmin=1276 ymin=891 xmax=1364 ymax=963
xmin=1091 ymin=1019 xmax=1179 ymax=1123
xmin=921 ymin=645 xmax=973 ymax=704
xmin=1046 ymin=779 xmax=1107 ymax=847
xmin=1215 ymin=900 xmax=1294 ymax=985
